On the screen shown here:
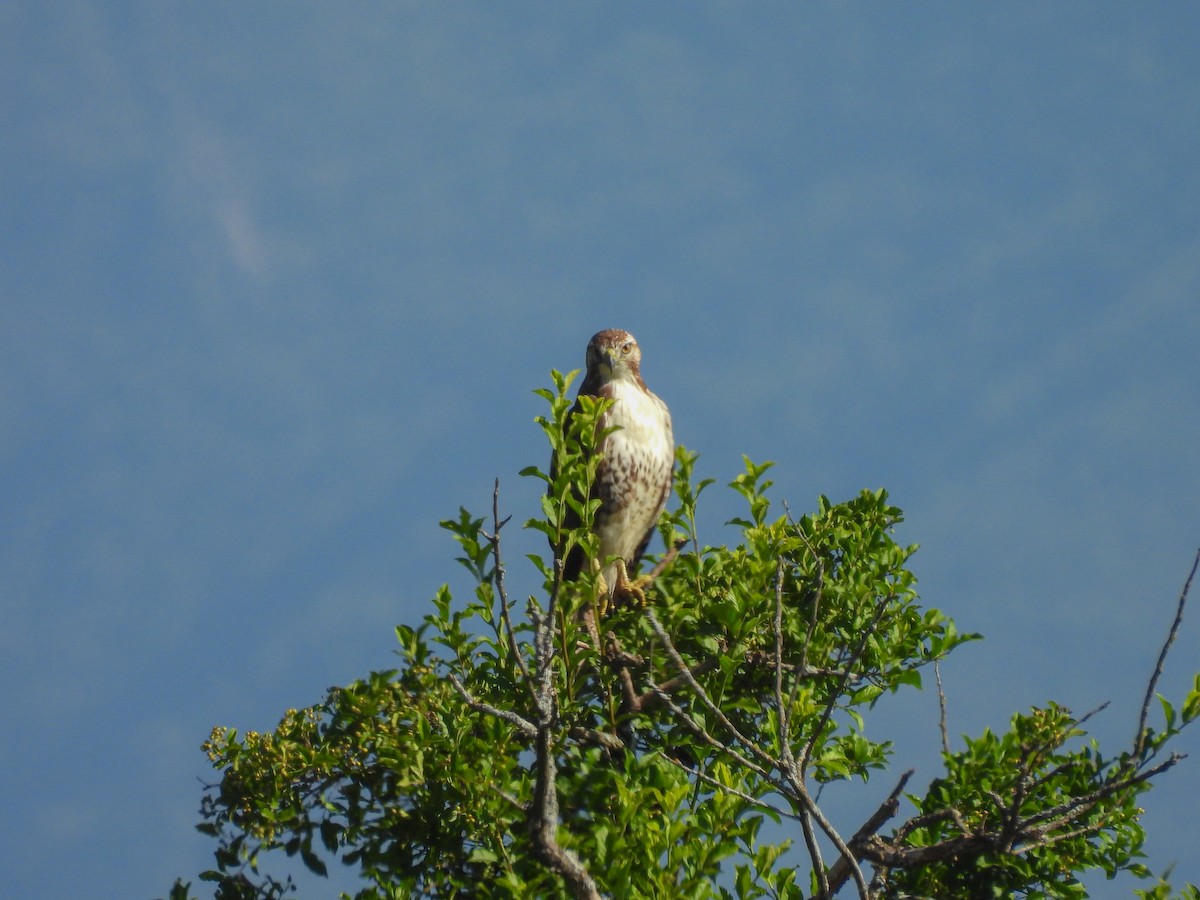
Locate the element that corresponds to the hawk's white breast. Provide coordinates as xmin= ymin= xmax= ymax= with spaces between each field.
xmin=593 ymin=378 xmax=674 ymax=587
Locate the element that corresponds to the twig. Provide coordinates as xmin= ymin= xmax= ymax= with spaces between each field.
xmin=488 ymin=479 xmax=533 ymax=692
xmin=659 ymin=751 xmax=802 ymax=823
xmin=644 ymin=555 xmax=868 ymax=897
xmin=448 ymin=674 xmax=536 ymax=738
xmin=1017 ymin=817 xmax=1109 ymax=852
xmin=824 ymin=770 xmax=914 ymax=897
xmin=645 ymin=603 xmax=866 ymax=899
xmin=1024 ymin=751 xmax=1184 ymax=832
xmin=800 ymin=596 xmax=890 ymax=774
xmin=1073 ymin=701 xmax=1110 ymax=730
xmin=648 ymin=682 xmax=782 ymax=786
xmin=795 ymin=528 xmax=825 ymax=680
xmin=935 ymin=660 xmax=950 ymax=757
xmin=1135 ymin=548 xmax=1199 ymax=757
xmin=643 ymin=607 xmax=779 ymax=774
xmin=627 ymin=658 xmax=720 ymax=713
xmin=791 ymin=590 xmax=891 ymax=900
xmin=793 ymin=778 xmax=869 ymax=900
xmin=644 ymin=537 xmax=689 ymax=581
xmin=865 ymin=747 xmax=1188 ymax=880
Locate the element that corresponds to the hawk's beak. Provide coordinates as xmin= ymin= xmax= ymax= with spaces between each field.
xmin=598 ymin=349 xmax=618 ymax=374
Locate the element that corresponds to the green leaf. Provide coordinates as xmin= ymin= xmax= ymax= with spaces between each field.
xmin=1183 ymin=673 xmax=1200 ymax=724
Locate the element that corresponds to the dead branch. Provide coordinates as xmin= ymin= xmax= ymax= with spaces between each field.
xmin=1136 ymin=547 xmax=1198 ymax=756
xmin=625 ymin=658 xmax=721 ymax=713
xmin=486 ymin=478 xmax=534 ymax=693
xmin=644 ymin=537 xmax=689 ymax=581
xmin=823 ymin=770 xmax=914 ymax=898
xmin=934 ymin=661 xmax=950 ymax=757
xmin=567 ymin=726 xmax=626 ymax=754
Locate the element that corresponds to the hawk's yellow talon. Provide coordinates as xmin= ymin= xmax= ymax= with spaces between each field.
xmin=608 ymin=558 xmax=651 ymax=611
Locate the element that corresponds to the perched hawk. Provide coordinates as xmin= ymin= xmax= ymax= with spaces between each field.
xmin=559 ymin=329 xmax=674 ymax=613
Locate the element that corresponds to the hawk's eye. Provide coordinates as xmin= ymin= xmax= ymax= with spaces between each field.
xmin=621 ymin=342 xmax=633 ymax=355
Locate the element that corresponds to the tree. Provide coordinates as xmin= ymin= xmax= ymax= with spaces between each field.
xmin=170 ymin=371 xmax=1200 ymax=900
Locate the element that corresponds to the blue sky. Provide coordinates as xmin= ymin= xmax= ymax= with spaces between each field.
xmin=3 ymin=4 xmax=1199 ymax=897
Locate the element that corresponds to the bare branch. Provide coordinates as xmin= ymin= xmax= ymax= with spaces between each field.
xmin=794 ymin=778 xmax=869 ymax=900
xmin=644 ymin=537 xmax=689 ymax=581
xmin=643 ymin=607 xmax=781 ymax=775
xmin=800 ymin=596 xmax=890 ymax=775
xmin=488 ymin=479 xmax=533 ymax=692
xmin=447 ymin=674 xmax=536 ymax=738
xmin=568 ymin=726 xmax=626 ymax=754
xmin=647 ymin=682 xmax=782 ymax=787
xmin=800 ymin=808 xmax=829 ymax=899
xmin=659 ymin=751 xmax=802 ymax=823
xmin=934 ymin=660 xmax=950 ymax=757
xmin=862 ymin=831 xmax=998 ymax=869
xmin=626 ymin=658 xmax=720 ymax=714
xmin=824 ymin=770 xmax=914 ymax=897
xmin=1136 ymin=548 xmax=1199 ymax=756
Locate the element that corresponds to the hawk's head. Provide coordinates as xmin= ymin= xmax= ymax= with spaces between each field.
xmin=585 ymin=329 xmax=643 ymax=384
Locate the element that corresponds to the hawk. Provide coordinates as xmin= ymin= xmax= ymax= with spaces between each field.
xmin=558 ymin=329 xmax=674 ymax=614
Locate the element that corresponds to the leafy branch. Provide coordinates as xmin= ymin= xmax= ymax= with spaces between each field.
xmin=170 ymin=374 xmax=1200 ymax=900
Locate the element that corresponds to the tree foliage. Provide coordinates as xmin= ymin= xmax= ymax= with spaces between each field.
xmin=171 ymin=371 xmax=1200 ymax=900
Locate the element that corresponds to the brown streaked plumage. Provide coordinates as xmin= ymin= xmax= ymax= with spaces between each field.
xmin=558 ymin=329 xmax=674 ymax=611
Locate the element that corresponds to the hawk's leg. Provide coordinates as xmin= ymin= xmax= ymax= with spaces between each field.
xmin=608 ymin=558 xmax=651 ymax=611
xmin=590 ymin=558 xmax=654 ymax=620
